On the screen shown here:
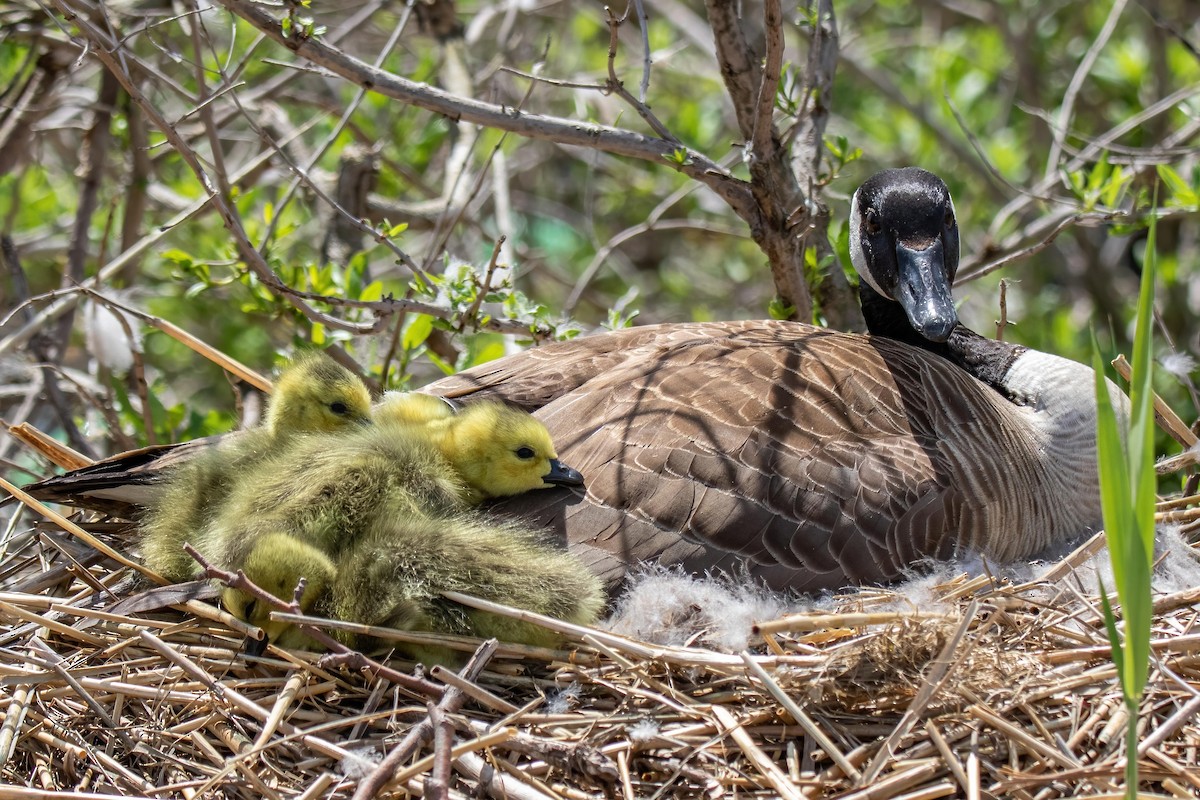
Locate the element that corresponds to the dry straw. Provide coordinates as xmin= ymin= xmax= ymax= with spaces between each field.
xmin=2 ymin=441 xmax=1199 ymax=798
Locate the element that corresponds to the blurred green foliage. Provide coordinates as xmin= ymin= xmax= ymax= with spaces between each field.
xmin=0 ymin=0 xmax=1197 ymax=461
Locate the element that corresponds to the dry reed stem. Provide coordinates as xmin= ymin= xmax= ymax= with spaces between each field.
xmin=2 ymin=472 xmax=1198 ymax=797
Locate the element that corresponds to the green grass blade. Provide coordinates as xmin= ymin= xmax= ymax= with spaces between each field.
xmin=1091 ymin=339 xmax=1131 ymax=598
xmin=1094 ymin=199 xmax=1159 ymax=800
xmin=1097 ymin=576 xmax=1126 ymax=690
xmin=1122 ymin=209 xmax=1158 ymax=701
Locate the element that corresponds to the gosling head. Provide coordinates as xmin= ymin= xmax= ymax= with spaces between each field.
xmin=374 ymin=390 xmax=459 ymax=427
xmin=266 ymin=351 xmax=372 ymax=436
xmin=440 ymin=402 xmax=584 ymax=501
xmin=849 ymin=167 xmax=960 ymax=343
xmin=221 ymin=532 xmax=336 ymax=655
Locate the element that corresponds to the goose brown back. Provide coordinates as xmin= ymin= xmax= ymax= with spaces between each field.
xmin=425 ymin=319 xmax=1102 ymax=593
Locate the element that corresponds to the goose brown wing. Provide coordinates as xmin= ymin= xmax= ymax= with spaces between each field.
xmin=425 ymin=322 xmax=761 ymax=409
xmin=18 ymin=432 xmax=253 ymax=514
xmin=431 ymin=322 xmax=1014 ymax=592
xmin=17 ymin=431 xmax=268 ymax=513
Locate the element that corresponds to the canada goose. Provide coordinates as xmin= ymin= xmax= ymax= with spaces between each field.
xmin=140 ymin=352 xmax=372 ymax=581
xmin=421 ymin=168 xmax=1129 ymax=593
xmin=19 ymin=170 xmax=1125 ymax=596
xmin=328 ymin=512 xmax=605 ymax=664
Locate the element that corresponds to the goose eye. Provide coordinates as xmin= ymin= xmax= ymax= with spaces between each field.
xmin=864 ymin=210 xmax=882 ymax=236
xmin=515 ymin=446 xmax=536 ymax=460
xmin=944 ymin=209 xmax=955 ymax=228
xmin=330 ymin=401 xmax=349 ymax=415
xmin=244 ymin=600 xmax=257 ymax=619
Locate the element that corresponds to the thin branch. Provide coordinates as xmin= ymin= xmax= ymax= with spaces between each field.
xmin=256 ymin=1 xmax=418 ymax=271
xmin=50 ymin=0 xmax=362 ymax=335
xmin=985 ymin=84 xmax=1200 ymax=244
xmin=604 ymin=6 xmax=679 ymax=143
xmin=425 ymin=700 xmax=454 ymax=800
xmin=351 ymin=639 xmax=500 ymax=800
xmin=183 ymin=0 xmax=232 ymax=197
xmin=749 ymin=0 xmax=784 ymax=165
xmin=1044 ymin=0 xmax=1130 ymax=180
xmin=460 ymin=236 xmax=506 ymax=333
xmin=213 ymin=0 xmax=756 ymax=221
xmin=634 ymin=0 xmax=651 ymax=102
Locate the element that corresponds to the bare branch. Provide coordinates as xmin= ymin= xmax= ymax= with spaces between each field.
xmin=50 ymin=0 xmax=364 ymax=334
xmin=605 ymin=7 xmax=679 ymax=143
xmin=706 ymin=0 xmax=764 ymax=139
xmin=1044 ymin=0 xmax=1130 ymax=180
xmin=633 ymin=0 xmax=652 ymax=102
xmin=749 ymin=0 xmax=784 ymax=164
xmin=213 ymin=0 xmax=757 ymax=222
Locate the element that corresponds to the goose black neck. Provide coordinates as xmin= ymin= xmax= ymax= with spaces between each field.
xmin=860 ymin=283 xmax=1026 ymax=398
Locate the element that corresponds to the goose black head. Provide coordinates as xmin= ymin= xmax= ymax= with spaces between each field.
xmin=850 ymin=167 xmax=960 ymax=343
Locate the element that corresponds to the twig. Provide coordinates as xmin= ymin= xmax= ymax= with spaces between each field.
xmin=711 ymin=705 xmax=802 ymax=800
xmin=426 ymin=700 xmax=455 ymax=800
xmin=858 ymin=601 xmax=979 ymax=785
xmin=213 ymin=0 xmax=755 ymax=219
xmin=1043 ymin=0 xmax=1129 ymax=179
xmin=459 ymin=236 xmax=506 ymax=332
xmin=48 ymin=0 xmax=382 ymax=338
xmin=1112 ymin=354 xmax=1198 ymax=448
xmin=351 ymin=639 xmax=499 ymax=800
xmin=995 ymin=279 xmax=1010 ymax=341
xmin=184 ymin=543 xmax=444 ymax=697
xmin=604 ymin=6 xmax=678 ymax=142
xmin=634 ymin=0 xmax=651 ymax=102
xmin=740 ymin=652 xmax=859 ymax=781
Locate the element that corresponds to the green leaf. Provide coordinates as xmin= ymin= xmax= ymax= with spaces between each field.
xmin=401 ymin=314 xmax=434 ymax=351
xmin=1156 ymin=164 xmax=1199 ymax=205
xmin=768 ymin=296 xmax=795 ymax=320
xmin=1097 ymin=578 xmax=1126 ymax=690
xmin=359 ymin=280 xmax=384 ymax=303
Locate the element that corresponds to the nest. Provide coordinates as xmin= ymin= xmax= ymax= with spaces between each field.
xmin=2 ymin=490 xmax=1200 ymax=800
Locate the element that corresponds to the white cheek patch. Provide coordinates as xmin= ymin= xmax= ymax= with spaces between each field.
xmin=848 ymin=188 xmax=887 ymax=296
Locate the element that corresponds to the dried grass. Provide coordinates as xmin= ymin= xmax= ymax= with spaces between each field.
xmin=1 ymin=491 xmax=1199 ymax=799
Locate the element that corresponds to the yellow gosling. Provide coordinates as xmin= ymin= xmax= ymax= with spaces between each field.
xmin=330 ymin=512 xmax=604 ymax=664
xmin=140 ymin=352 xmax=372 ymax=582
xmin=220 ymin=531 xmax=336 ymax=655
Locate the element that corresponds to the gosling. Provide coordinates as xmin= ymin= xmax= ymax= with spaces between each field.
xmin=209 ymin=402 xmax=587 ymax=651
xmin=140 ymin=351 xmax=372 ymax=582
xmin=330 ymin=511 xmax=605 ymax=664
xmin=208 ymin=400 xmax=583 ymax=567
xmin=221 ymin=532 xmax=336 ymax=654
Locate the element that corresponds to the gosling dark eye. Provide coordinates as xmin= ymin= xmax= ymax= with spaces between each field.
xmin=864 ymin=210 xmax=882 ymax=236
xmin=244 ymin=600 xmax=257 ymax=619
xmin=330 ymin=401 xmax=349 ymax=415
xmin=515 ymin=446 xmax=536 ymax=460
xmin=944 ymin=209 xmax=955 ymax=228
